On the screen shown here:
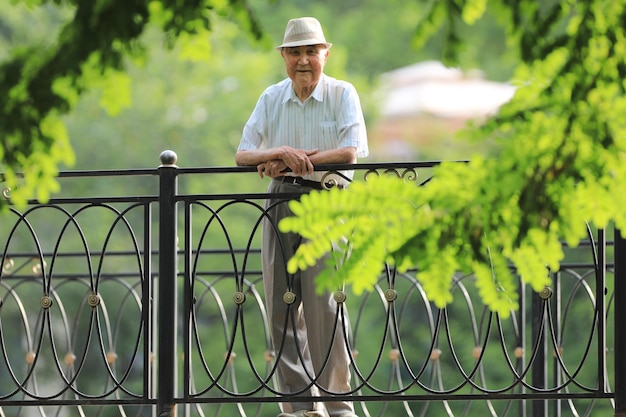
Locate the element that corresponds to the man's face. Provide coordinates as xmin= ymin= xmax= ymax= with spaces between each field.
xmin=281 ymin=45 xmax=329 ymax=90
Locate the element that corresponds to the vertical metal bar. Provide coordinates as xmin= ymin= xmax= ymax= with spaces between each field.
xmin=182 ymin=201 xmax=192 ymax=417
xmin=615 ymin=227 xmax=626 ymax=417
xmin=531 ymin=291 xmax=547 ymax=417
xmin=143 ymin=203 xmax=155 ymax=411
xmin=596 ymin=229 xmax=606 ymax=394
xmin=519 ymin=279 xmax=527 ymax=417
xmin=158 ymin=151 xmax=179 ymax=417
xmin=553 ymin=271 xmax=561 ymax=417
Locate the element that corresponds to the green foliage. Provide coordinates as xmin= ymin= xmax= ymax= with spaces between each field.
xmin=281 ymin=0 xmax=626 ymax=316
xmin=281 ymin=176 xmax=424 ymax=294
xmin=0 ymin=0 xmax=261 ymax=208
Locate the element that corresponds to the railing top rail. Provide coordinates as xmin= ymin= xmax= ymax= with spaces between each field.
xmin=3 ymin=156 xmax=469 ymax=182
xmin=56 ymin=168 xmax=158 ymax=178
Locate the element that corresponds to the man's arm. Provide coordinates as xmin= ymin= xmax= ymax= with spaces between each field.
xmin=235 ymin=146 xmax=357 ymax=178
xmin=235 ymin=146 xmax=318 ymax=177
xmin=266 ymin=147 xmax=356 ymax=177
xmin=309 ymin=147 xmax=357 ymax=165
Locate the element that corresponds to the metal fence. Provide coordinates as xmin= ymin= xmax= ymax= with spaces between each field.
xmin=0 ymin=151 xmax=624 ymax=417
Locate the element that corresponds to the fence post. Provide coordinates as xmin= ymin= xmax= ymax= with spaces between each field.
xmin=531 ymin=291 xmax=547 ymax=417
xmin=616 ymin=227 xmax=626 ymax=417
xmin=158 ymin=150 xmax=179 ymax=417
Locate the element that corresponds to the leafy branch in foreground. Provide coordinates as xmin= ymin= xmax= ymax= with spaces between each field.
xmin=280 ymin=0 xmax=626 ymax=317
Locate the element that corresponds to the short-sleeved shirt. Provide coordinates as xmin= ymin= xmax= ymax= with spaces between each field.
xmin=238 ymin=74 xmax=369 ymax=182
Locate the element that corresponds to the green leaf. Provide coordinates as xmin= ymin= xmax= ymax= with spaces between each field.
xmin=462 ymin=0 xmax=487 ymax=25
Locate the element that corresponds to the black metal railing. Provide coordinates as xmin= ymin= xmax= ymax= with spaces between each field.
xmin=0 ymin=150 xmax=624 ymax=417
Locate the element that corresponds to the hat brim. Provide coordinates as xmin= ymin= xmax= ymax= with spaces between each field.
xmin=275 ymin=41 xmax=332 ymax=50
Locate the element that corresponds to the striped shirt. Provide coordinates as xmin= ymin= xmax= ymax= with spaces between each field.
xmin=238 ymin=74 xmax=369 ymax=182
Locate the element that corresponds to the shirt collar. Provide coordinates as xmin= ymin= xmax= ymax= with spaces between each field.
xmin=283 ymin=74 xmax=326 ymax=104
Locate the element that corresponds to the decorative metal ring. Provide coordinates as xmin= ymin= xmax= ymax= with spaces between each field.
xmin=553 ymin=346 xmax=564 ymax=357
xmin=233 ymin=292 xmax=246 ymax=305
xmin=401 ymin=168 xmax=418 ymax=182
xmin=2 ymin=258 xmax=14 ymax=272
xmin=383 ymin=168 xmax=401 ymax=178
xmin=2 ymin=187 xmax=10 ymax=199
xmin=334 ymin=291 xmax=347 ymax=303
xmin=384 ymin=289 xmax=398 ymax=302
xmin=106 ymin=351 xmax=118 ymax=364
xmin=430 ymin=348 xmax=442 ymax=361
xmin=32 ymin=262 xmax=44 ymax=275
xmin=40 ymin=295 xmax=53 ymax=309
xmin=472 ymin=346 xmax=482 ymax=360
xmin=323 ymin=179 xmax=338 ymax=190
xmin=224 ymin=351 xmax=237 ymax=364
xmin=283 ymin=291 xmax=296 ymax=305
xmin=319 ymin=172 xmax=337 ymax=189
xmin=88 ymin=293 xmax=100 ymax=307
xmin=64 ymin=352 xmax=77 ymax=365
xmin=264 ymin=350 xmax=275 ymax=362
xmin=364 ymin=169 xmax=380 ymax=181
xmin=539 ymin=287 xmax=553 ymax=299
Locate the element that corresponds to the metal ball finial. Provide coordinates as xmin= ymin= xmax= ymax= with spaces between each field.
xmin=159 ymin=150 xmax=178 ymax=166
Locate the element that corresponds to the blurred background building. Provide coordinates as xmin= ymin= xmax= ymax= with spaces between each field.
xmin=369 ymin=61 xmax=516 ymax=161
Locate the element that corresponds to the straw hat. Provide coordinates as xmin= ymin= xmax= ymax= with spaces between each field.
xmin=276 ymin=17 xmax=332 ymax=50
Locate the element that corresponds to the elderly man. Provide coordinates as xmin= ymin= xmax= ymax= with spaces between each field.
xmin=236 ymin=17 xmax=368 ymax=417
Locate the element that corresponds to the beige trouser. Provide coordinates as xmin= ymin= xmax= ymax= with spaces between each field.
xmin=262 ymin=179 xmax=354 ymax=416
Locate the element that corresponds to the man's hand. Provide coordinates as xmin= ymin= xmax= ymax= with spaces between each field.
xmin=256 ymin=162 xmax=267 ymax=178
xmin=271 ymin=160 xmax=289 ymax=178
xmin=279 ymin=146 xmax=318 ymax=176
xmin=257 ymin=160 xmax=288 ymax=178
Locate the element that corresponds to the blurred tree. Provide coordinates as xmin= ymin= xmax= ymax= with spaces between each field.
xmin=281 ymin=0 xmax=626 ymax=316
xmin=0 ymin=0 xmax=264 ymax=207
